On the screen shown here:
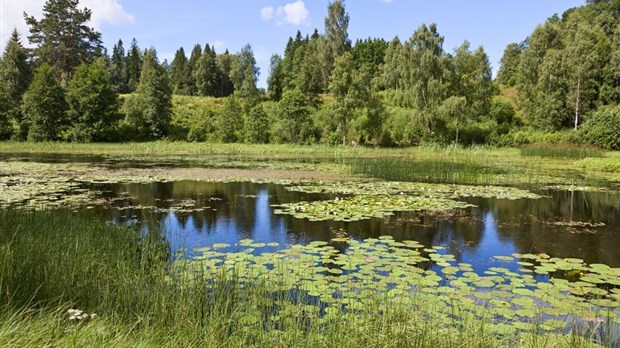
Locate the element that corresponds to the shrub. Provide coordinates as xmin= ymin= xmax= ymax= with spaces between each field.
xmin=584 ymin=105 xmax=620 ymax=150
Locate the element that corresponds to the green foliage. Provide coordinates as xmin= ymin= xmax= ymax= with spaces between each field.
xmin=520 ymin=144 xmax=604 ymax=159
xmin=496 ymin=43 xmax=523 ymax=87
xmin=329 ymin=52 xmax=369 ymax=145
xmin=0 ymin=82 xmax=11 ymax=140
xmin=109 ymin=39 xmax=128 ymax=94
xmin=267 ymin=55 xmax=284 ymax=100
xmin=21 ymin=63 xmax=67 ymax=141
xmin=124 ymin=49 xmax=173 ymax=140
xmin=584 ymin=105 xmax=620 ymax=150
xmin=24 ymin=0 xmax=102 ymax=80
xmin=66 ymin=59 xmax=120 ymax=142
xmin=169 ymin=47 xmax=189 ymax=95
xmin=245 ymin=104 xmax=270 ymax=143
xmin=0 ymin=29 xmax=32 ymax=140
xmin=125 ymin=38 xmax=143 ymax=92
xmin=275 ymin=89 xmax=313 ymax=144
xmin=217 ymin=97 xmax=244 ymax=143
xmin=324 ymin=0 xmax=350 ymax=73
xmin=195 ymin=45 xmax=221 ymax=97
xmin=187 ymin=109 xmax=216 ymax=142
xmin=230 ymin=45 xmax=259 ymax=98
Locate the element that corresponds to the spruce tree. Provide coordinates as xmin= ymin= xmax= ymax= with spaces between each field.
xmin=217 ymin=97 xmax=243 ymax=143
xmin=170 ymin=47 xmax=189 ymax=95
xmin=109 ymin=39 xmax=128 ymax=93
xmin=135 ymin=49 xmax=173 ymax=139
xmin=0 ymin=29 xmax=32 ymax=139
xmin=187 ymin=44 xmax=202 ymax=96
xmin=66 ymin=59 xmax=120 ymax=142
xmin=126 ymin=39 xmax=143 ymax=92
xmin=22 ymin=63 xmax=68 ymax=141
xmin=195 ymin=45 xmax=219 ymax=96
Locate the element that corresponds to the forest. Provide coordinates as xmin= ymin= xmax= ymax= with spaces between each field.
xmin=0 ymin=0 xmax=619 ymax=149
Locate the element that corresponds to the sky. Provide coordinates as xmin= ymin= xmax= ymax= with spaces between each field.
xmin=1 ymin=0 xmax=585 ymax=88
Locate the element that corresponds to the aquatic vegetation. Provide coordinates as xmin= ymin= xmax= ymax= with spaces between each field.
xmin=274 ymin=181 xmax=543 ymax=222
xmin=178 ymin=237 xmax=620 ymax=345
xmin=521 ymin=144 xmax=604 ymax=159
xmin=273 ymin=195 xmax=474 ymax=222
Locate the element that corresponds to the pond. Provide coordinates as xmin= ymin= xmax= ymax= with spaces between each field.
xmin=2 ymin=155 xmax=620 ymax=344
xmin=72 ymin=179 xmax=620 ymax=270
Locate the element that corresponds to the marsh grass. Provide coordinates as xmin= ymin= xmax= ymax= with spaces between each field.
xmin=0 ymin=210 xmax=615 ymax=347
xmin=349 ymin=157 xmax=506 ymax=185
xmin=521 ymin=144 xmax=604 ymax=159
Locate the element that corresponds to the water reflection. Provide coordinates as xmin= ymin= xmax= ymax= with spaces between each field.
xmin=85 ymin=181 xmax=620 ymax=268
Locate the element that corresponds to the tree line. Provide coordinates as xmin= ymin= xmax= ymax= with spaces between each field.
xmin=1 ymin=0 xmax=618 ymax=149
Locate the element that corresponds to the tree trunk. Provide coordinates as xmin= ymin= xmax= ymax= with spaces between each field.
xmin=574 ymin=76 xmax=581 ymax=130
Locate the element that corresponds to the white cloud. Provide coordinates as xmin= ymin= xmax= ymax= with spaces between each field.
xmin=82 ymin=0 xmax=134 ymax=27
xmin=261 ymin=1 xmax=308 ymax=26
xmin=213 ymin=40 xmax=226 ymax=53
xmin=382 ymin=0 xmax=395 ymax=3
xmin=260 ymin=6 xmax=274 ymax=20
xmin=278 ymin=1 xmax=309 ymax=25
xmin=1 ymin=0 xmax=133 ymax=51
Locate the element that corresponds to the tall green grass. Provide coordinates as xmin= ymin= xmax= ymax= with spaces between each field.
xmin=0 ymin=210 xmax=610 ymax=347
xmin=520 ymin=144 xmax=604 ymax=159
xmin=349 ymin=157 xmax=509 ymax=185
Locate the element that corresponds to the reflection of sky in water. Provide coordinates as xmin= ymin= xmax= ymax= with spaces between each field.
xmin=160 ymin=188 xmax=310 ymax=258
xmin=97 ymin=181 xmax=620 ymax=268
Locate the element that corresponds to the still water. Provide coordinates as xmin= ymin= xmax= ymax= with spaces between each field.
xmin=81 ymin=180 xmax=620 ymax=271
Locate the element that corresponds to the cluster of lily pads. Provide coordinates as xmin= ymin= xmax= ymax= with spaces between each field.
xmin=175 ymin=237 xmax=619 ymax=341
xmin=272 ymin=181 xmax=544 ymax=222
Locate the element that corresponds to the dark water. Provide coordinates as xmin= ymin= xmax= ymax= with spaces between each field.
xmin=81 ymin=180 xmax=620 ymax=271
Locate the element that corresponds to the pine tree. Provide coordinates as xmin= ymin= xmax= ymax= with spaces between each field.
xmin=0 ymin=29 xmax=32 ymax=139
xmin=22 ymin=63 xmax=68 ymax=141
xmin=24 ymin=0 xmax=102 ymax=81
xmin=66 ymin=59 xmax=120 ymax=142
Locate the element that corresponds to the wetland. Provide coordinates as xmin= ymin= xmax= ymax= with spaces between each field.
xmin=1 ymin=145 xmax=620 ymax=347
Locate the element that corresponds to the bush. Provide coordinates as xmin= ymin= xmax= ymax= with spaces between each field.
xmin=584 ymin=105 xmax=620 ymax=150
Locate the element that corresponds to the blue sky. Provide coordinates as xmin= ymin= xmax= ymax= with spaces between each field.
xmin=2 ymin=0 xmax=585 ymax=88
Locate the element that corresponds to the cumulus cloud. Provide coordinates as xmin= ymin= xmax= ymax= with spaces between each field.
xmin=1 ymin=0 xmax=133 ymax=50
xmin=83 ymin=0 xmax=134 ymax=27
xmin=261 ymin=1 xmax=309 ymax=26
xmin=260 ymin=6 xmax=274 ymax=20
xmin=278 ymin=1 xmax=309 ymax=25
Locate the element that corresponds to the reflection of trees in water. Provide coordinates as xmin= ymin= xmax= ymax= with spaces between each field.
xmin=95 ymin=181 xmax=620 ymax=267
xmin=476 ymin=191 xmax=620 ymax=267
